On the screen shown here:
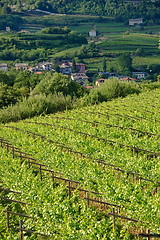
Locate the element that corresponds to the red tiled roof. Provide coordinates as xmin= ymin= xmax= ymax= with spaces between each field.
xmin=120 ymin=77 xmax=136 ymax=81
xmin=34 ymin=71 xmax=43 ymax=74
xmin=85 ymin=86 xmax=93 ymax=89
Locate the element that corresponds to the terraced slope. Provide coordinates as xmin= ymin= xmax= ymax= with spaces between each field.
xmin=0 ymin=89 xmax=160 ymax=239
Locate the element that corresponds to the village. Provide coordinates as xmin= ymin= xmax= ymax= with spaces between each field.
xmin=0 ymin=59 xmax=150 ymax=89
xmin=0 ymin=14 xmax=155 ymax=89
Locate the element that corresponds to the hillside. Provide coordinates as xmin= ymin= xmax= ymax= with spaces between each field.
xmin=0 ymin=88 xmax=160 ymax=239
xmin=0 ymin=1 xmax=160 ymax=238
xmin=1 ymin=0 xmax=160 ymax=22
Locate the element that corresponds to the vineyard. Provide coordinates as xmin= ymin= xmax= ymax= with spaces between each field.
xmin=99 ymin=34 xmax=159 ymax=54
xmin=0 ymin=89 xmax=160 ymax=239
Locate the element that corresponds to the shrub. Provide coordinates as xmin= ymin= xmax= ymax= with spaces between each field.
xmin=78 ymin=78 xmax=140 ymax=106
xmin=0 ymin=93 xmax=73 ymax=123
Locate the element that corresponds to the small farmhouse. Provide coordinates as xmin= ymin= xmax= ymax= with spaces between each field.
xmin=89 ymin=29 xmax=97 ymax=37
xmin=6 ymin=27 xmax=11 ymax=32
xmin=129 ymin=18 xmax=143 ymax=26
xmin=15 ymin=63 xmax=29 ymax=70
xmin=31 ymin=62 xmax=53 ymax=72
xmin=98 ymin=72 xmax=117 ymax=78
xmin=59 ymin=62 xmax=72 ymax=74
xmin=0 ymin=63 xmax=8 ymax=71
xmin=132 ymin=72 xmax=148 ymax=79
xmin=59 ymin=61 xmax=86 ymax=74
xmin=39 ymin=62 xmax=52 ymax=71
xmin=85 ymin=86 xmax=93 ymax=89
xmin=119 ymin=77 xmax=136 ymax=82
xmin=71 ymin=73 xmax=89 ymax=85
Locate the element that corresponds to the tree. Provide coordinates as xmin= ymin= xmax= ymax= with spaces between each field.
xmin=118 ymin=54 xmax=132 ymax=71
xmin=0 ymin=72 xmax=14 ymax=86
xmin=32 ymin=72 xmax=86 ymax=97
xmin=36 ymin=0 xmax=53 ymax=12
xmin=1 ymin=6 xmax=11 ymax=15
xmin=68 ymin=31 xmax=87 ymax=44
xmin=41 ymin=26 xmax=71 ymax=34
xmin=55 ymin=64 xmax=60 ymax=73
xmin=149 ymin=64 xmax=160 ymax=74
xmin=79 ymin=45 xmax=88 ymax=58
xmin=134 ymin=48 xmax=145 ymax=57
xmin=102 ymin=57 xmax=107 ymax=72
xmin=87 ymin=42 xmax=98 ymax=57
xmin=0 ymin=83 xmax=20 ymax=108
xmin=89 ymin=42 xmax=96 ymax=51
xmin=72 ymin=58 xmax=77 ymax=73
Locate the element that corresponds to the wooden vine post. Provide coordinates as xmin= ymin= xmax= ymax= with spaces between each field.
xmin=28 ymin=158 xmax=30 ymax=168
xmin=12 ymin=146 xmax=15 ymax=158
xmin=39 ymin=165 xmax=42 ymax=181
xmin=86 ymin=192 xmax=90 ymax=207
xmin=52 ymin=172 xmax=54 ymax=188
xmin=112 ymin=208 xmax=116 ymax=230
xmin=68 ymin=181 xmax=71 ymax=198
xmin=147 ymin=229 xmax=150 ymax=240
xmin=6 ymin=207 xmax=9 ymax=231
xmin=19 ymin=220 xmax=24 ymax=240
xmin=6 ymin=142 xmax=9 ymax=152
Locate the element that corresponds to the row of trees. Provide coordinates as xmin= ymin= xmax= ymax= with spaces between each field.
xmin=41 ymin=26 xmax=71 ymax=34
xmin=0 ymin=48 xmax=47 ymax=61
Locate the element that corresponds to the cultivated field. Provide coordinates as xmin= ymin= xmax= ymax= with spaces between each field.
xmin=0 ymin=89 xmax=160 ymax=239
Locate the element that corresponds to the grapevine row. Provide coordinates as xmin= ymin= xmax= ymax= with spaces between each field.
xmin=1 ymin=124 xmax=159 ymax=188
xmin=1 ymin=137 xmax=160 ymax=238
xmin=25 ymin=121 xmax=160 ymax=158
xmin=50 ymin=116 xmax=160 ymax=138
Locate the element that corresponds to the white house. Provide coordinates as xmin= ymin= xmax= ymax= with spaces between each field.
xmin=132 ymin=72 xmax=148 ymax=79
xmin=129 ymin=18 xmax=143 ymax=26
xmin=6 ymin=27 xmax=11 ymax=32
xmin=89 ymin=29 xmax=97 ymax=37
xmin=15 ymin=63 xmax=29 ymax=70
xmin=71 ymin=73 xmax=89 ymax=85
xmin=31 ymin=62 xmax=53 ymax=72
xmin=40 ymin=62 xmax=52 ymax=71
xmin=59 ymin=62 xmax=72 ymax=74
xmin=0 ymin=63 xmax=8 ymax=71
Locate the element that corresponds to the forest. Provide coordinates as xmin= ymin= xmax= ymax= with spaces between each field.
xmin=0 ymin=0 xmax=160 ymax=23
